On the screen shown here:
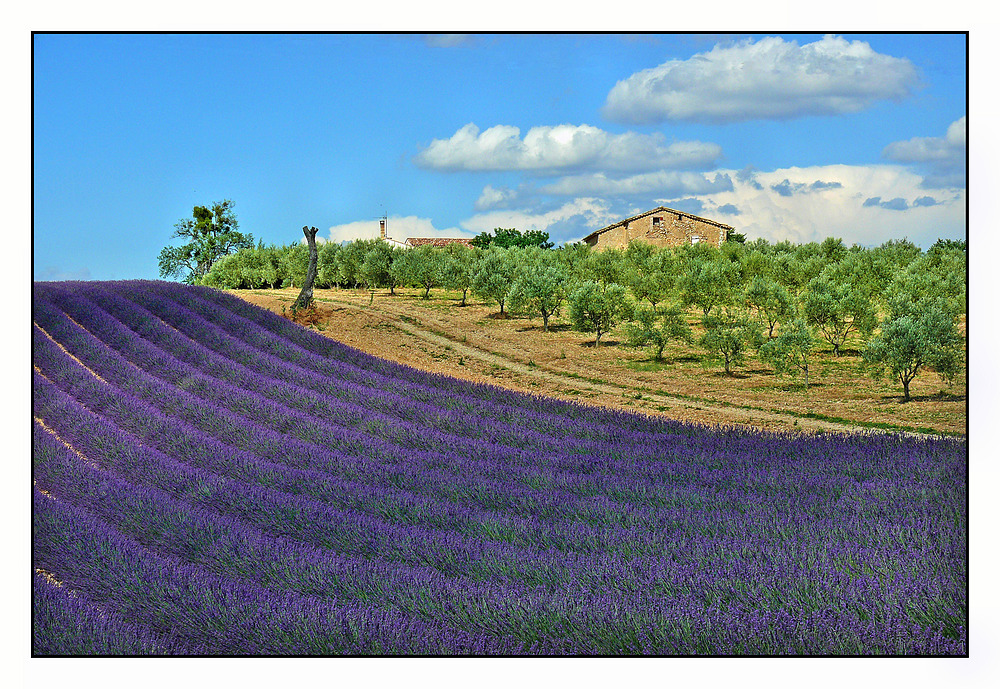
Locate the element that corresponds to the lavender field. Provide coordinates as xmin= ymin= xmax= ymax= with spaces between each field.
xmin=31 ymin=280 xmax=967 ymax=655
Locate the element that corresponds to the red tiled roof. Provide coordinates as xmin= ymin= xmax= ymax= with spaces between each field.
xmin=405 ymin=237 xmax=475 ymax=248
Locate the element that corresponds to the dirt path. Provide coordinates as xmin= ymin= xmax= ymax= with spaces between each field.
xmin=247 ymin=290 xmax=929 ymax=437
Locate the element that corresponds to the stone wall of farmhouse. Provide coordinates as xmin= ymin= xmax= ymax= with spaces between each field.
xmin=588 ymin=211 xmax=728 ymax=250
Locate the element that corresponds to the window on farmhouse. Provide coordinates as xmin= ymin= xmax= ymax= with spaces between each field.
xmin=652 ymin=216 xmax=662 ymax=227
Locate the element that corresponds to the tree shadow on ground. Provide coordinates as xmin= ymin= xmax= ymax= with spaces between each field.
xmin=879 ymin=391 xmax=967 ymax=403
xmin=580 ymin=340 xmax=622 ymax=348
xmin=516 ymin=323 xmax=573 ymax=333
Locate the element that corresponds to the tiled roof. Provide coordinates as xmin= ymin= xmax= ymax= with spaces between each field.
xmin=405 ymin=237 xmax=475 ymax=248
xmin=583 ymin=206 xmax=733 ymax=242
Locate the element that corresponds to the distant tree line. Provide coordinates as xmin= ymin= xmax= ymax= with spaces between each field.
xmin=163 ymin=203 xmax=965 ymax=402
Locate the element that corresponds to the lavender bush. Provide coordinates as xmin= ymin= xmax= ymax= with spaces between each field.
xmin=32 ymin=280 xmax=967 ymax=655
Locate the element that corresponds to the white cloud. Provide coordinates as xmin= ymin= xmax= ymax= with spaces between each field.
xmin=414 ymin=123 xmax=722 ymax=173
xmin=323 ymin=215 xmax=472 ymax=244
xmin=696 ymin=164 xmax=965 ymax=247
xmin=603 ymin=34 xmax=919 ymax=124
xmin=474 ymin=184 xmax=521 ymax=211
xmin=882 ymin=116 xmax=967 ymax=188
xmin=459 ymin=198 xmax=617 ymax=239
xmin=539 ymin=170 xmax=733 ymax=197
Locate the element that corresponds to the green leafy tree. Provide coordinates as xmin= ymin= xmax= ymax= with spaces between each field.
xmin=471 ymin=227 xmax=553 ymax=249
xmin=279 ymin=243 xmax=310 ymax=289
xmin=317 ymin=242 xmax=342 ymax=288
xmin=393 ymin=245 xmax=442 ymax=299
xmin=568 ymin=281 xmax=630 ymax=347
xmin=759 ymin=318 xmax=817 ymax=390
xmin=623 ymin=304 xmax=693 ymax=361
xmin=801 ymin=274 xmax=876 ymax=356
xmin=471 ymin=247 xmax=519 ymax=317
xmin=699 ymin=307 xmax=763 ymax=376
xmin=584 ymin=248 xmax=627 ymax=286
xmin=158 ymin=199 xmax=254 ymax=284
xmin=625 ymin=242 xmax=674 ymax=309
xmin=745 ymin=276 xmax=794 ymax=339
xmin=862 ymin=299 xmax=964 ymax=402
xmin=678 ymin=253 xmax=740 ymax=316
xmin=359 ymin=241 xmax=403 ymax=294
xmin=507 ymin=251 xmax=569 ymax=332
xmin=441 ymin=243 xmax=477 ymax=306
xmin=336 ymin=239 xmax=377 ymax=289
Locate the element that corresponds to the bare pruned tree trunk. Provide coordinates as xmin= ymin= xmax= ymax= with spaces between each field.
xmin=293 ymin=226 xmax=319 ymax=311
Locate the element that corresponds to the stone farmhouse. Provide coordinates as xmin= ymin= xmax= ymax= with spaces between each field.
xmin=583 ymin=206 xmax=734 ymax=251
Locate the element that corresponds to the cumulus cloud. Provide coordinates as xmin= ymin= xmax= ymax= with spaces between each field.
xmin=322 ymin=216 xmax=473 ymax=244
xmin=459 ymin=198 xmax=617 ymax=241
xmin=695 ymin=164 xmax=964 ymax=247
xmin=539 ymin=170 xmax=733 ymax=197
xmin=414 ymin=123 xmax=722 ymax=173
xmin=474 ymin=185 xmax=521 ymax=211
xmin=771 ymin=178 xmax=844 ymax=197
xmin=603 ymin=34 xmax=919 ymax=124
xmin=882 ymin=116 xmax=966 ymax=188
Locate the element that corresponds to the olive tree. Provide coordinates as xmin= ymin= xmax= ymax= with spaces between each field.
xmin=862 ymin=303 xmax=963 ymax=402
xmin=623 ymin=304 xmax=693 ymax=361
xmin=699 ymin=307 xmax=763 ymax=376
xmin=471 ymin=247 xmax=519 ymax=317
xmin=507 ymin=251 xmax=569 ymax=331
xmin=568 ymin=281 xmax=630 ymax=347
xmin=759 ymin=318 xmax=817 ymax=390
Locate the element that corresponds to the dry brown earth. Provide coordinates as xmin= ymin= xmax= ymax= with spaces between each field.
xmin=234 ymin=287 xmax=967 ymax=437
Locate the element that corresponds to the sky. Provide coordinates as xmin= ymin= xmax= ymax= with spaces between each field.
xmin=32 ymin=31 xmax=968 ymax=282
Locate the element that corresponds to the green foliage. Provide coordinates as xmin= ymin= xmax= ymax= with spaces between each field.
xmin=158 ymin=199 xmax=254 ymax=284
xmin=568 ymin=281 xmax=630 ymax=346
xmin=801 ymin=274 xmax=877 ymax=356
xmin=507 ymin=250 xmax=569 ymax=331
xmin=440 ymin=243 xmax=478 ymax=306
xmin=471 ymin=247 xmax=519 ymax=316
xmin=359 ymin=241 xmax=403 ymax=294
xmin=584 ymin=248 xmax=627 ymax=286
xmin=317 ymin=242 xmax=342 ymax=288
xmin=623 ymin=304 xmax=693 ymax=361
xmin=862 ymin=299 xmax=963 ymax=402
xmin=678 ymin=251 xmax=741 ymax=316
xmin=759 ymin=318 xmax=817 ymax=389
xmin=625 ymin=242 xmax=675 ymax=308
xmin=699 ymin=307 xmax=764 ymax=375
xmin=745 ymin=276 xmax=794 ymax=339
xmin=336 ymin=239 xmax=377 ymax=289
xmin=470 ymin=227 xmax=553 ymax=249
xmin=393 ymin=245 xmax=442 ymax=299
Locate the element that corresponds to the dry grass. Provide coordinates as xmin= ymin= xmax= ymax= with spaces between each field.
xmin=234 ymin=287 xmax=966 ymax=436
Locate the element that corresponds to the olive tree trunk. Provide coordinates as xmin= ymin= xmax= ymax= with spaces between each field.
xmin=293 ymin=225 xmax=319 ymax=311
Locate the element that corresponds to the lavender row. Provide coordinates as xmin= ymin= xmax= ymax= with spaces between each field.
xmin=32 ymin=317 xmax=966 ymax=572
xmin=33 ymin=571 xmax=204 ymax=655
xmin=34 ymin=368 xmax=966 ymax=653
xmin=123 ymin=279 xmax=700 ymax=439
xmin=33 ymin=420 xmax=964 ymax=655
xmin=37 ymin=282 xmax=708 ymax=463
xmin=35 ymin=319 xmax=964 ymax=576
xmin=33 ymin=488 xmax=548 ymax=655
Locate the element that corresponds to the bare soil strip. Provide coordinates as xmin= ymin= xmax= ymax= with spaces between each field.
xmin=237 ymin=289 xmax=952 ymax=437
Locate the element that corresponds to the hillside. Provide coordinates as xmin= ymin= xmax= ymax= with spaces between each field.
xmin=32 ymin=280 xmax=966 ymax=655
xmin=236 ymin=286 xmax=966 ymax=436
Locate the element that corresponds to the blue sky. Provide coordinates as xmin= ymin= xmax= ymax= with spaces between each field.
xmin=33 ymin=32 xmax=967 ymax=281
